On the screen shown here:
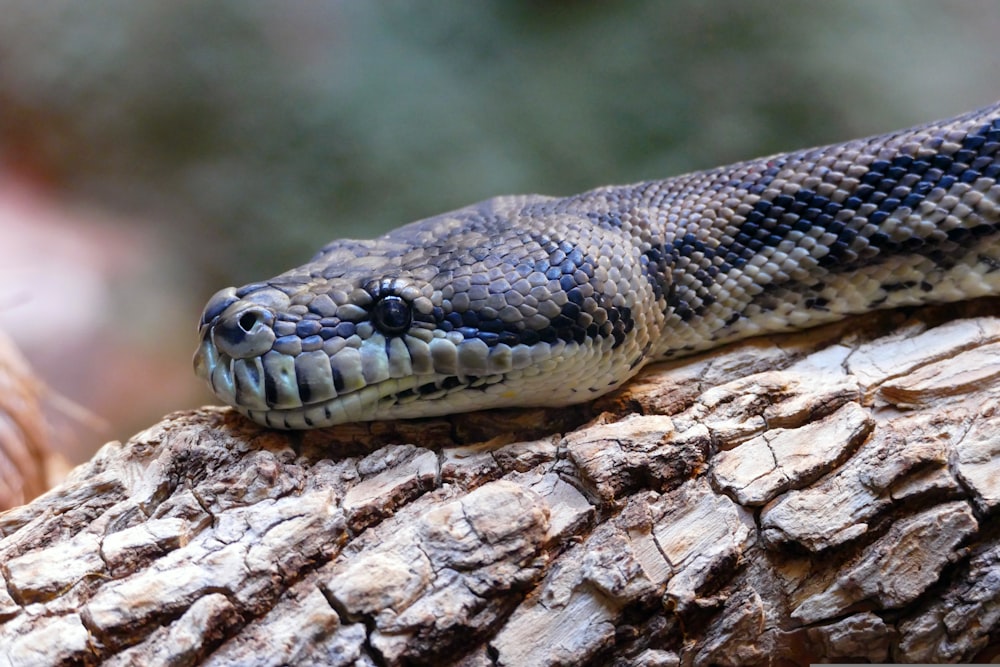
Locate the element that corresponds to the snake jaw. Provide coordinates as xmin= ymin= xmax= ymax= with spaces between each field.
xmin=192 ymin=281 xmax=553 ymax=428
xmin=194 ymin=343 xmax=502 ymax=430
xmin=195 ymin=312 xmax=548 ymax=429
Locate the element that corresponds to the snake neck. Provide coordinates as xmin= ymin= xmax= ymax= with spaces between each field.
xmin=579 ymin=104 xmax=1000 ymax=361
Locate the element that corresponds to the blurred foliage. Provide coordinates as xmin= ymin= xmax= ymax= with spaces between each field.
xmin=1 ymin=0 xmax=999 ymax=290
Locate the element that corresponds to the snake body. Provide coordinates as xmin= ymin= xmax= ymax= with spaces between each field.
xmin=195 ymin=103 xmax=1000 ymax=429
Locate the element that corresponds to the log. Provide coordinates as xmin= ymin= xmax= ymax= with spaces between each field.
xmin=2 ymin=299 xmax=1000 ymax=666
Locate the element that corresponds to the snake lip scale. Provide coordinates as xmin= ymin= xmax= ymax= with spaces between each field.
xmin=195 ymin=102 xmax=1000 ymax=430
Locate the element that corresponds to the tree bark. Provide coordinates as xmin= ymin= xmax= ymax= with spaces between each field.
xmin=2 ymin=300 xmax=999 ymax=666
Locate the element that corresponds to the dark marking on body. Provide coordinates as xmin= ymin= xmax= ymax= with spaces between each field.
xmin=804 ymin=296 xmax=829 ymax=310
xmin=264 ymin=373 xmax=278 ymax=407
xmin=331 ymin=367 xmax=346 ymax=393
xmin=436 ymin=233 xmax=636 ymax=350
xmin=298 ymin=380 xmax=312 ymax=404
xmin=724 ymin=116 xmax=1000 ymax=279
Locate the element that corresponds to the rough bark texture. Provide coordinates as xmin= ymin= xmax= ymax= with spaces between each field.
xmin=2 ymin=300 xmax=1000 ymax=666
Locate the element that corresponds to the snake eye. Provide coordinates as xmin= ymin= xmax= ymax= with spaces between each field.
xmin=371 ymin=295 xmax=412 ymax=336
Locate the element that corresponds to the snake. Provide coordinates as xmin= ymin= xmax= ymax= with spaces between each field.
xmin=194 ymin=102 xmax=1000 ymax=430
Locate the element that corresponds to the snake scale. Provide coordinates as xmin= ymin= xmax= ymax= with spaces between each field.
xmin=195 ymin=102 xmax=1000 ymax=430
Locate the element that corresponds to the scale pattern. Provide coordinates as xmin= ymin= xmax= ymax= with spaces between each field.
xmin=195 ymin=103 xmax=1000 ymax=429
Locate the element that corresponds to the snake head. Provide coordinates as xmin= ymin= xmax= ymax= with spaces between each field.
xmin=194 ymin=198 xmax=650 ymax=429
xmin=194 ymin=270 xmax=461 ymax=429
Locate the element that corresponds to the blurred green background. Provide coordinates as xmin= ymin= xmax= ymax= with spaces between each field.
xmin=1 ymin=1 xmax=998 ymax=461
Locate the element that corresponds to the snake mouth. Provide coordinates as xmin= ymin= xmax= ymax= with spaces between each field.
xmin=193 ymin=283 xmax=538 ymax=428
xmin=193 ymin=335 xmax=518 ymax=429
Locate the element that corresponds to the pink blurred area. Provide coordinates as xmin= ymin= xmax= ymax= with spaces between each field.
xmin=0 ymin=171 xmax=214 ymax=463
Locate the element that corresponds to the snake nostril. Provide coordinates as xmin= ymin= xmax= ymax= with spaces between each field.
xmin=239 ymin=311 xmax=260 ymax=333
xmin=213 ymin=306 xmax=276 ymax=359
